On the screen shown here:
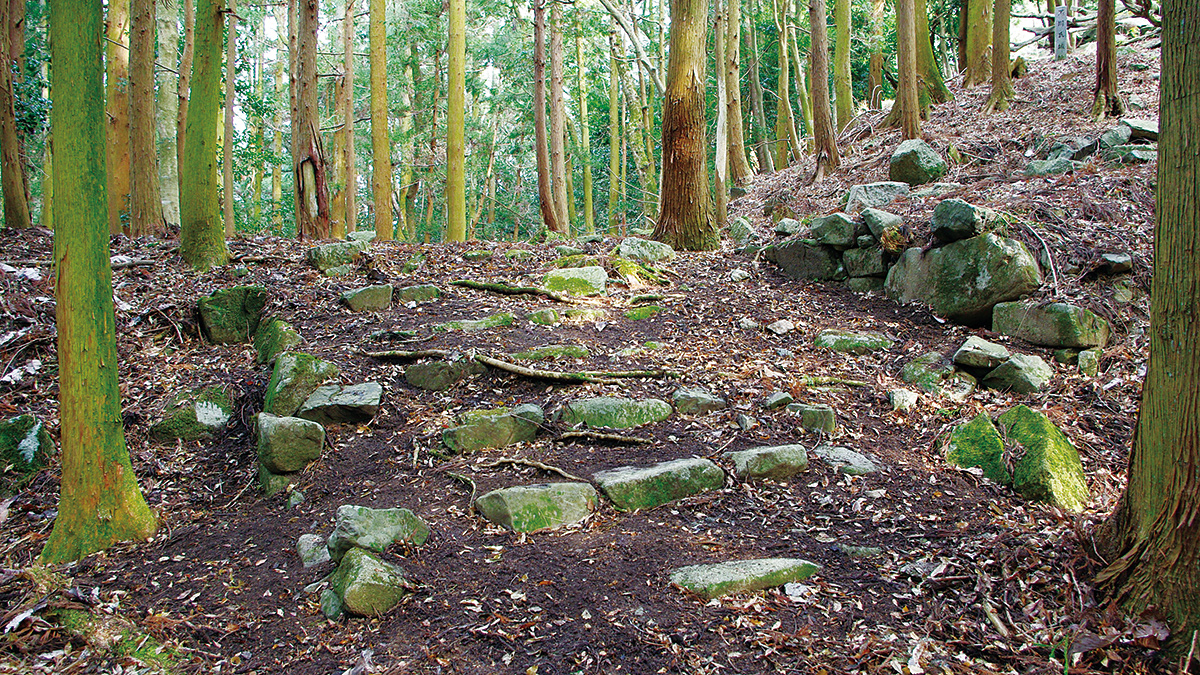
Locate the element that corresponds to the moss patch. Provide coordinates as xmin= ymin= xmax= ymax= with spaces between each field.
xmin=148 ymin=385 xmax=233 ymax=442
xmin=433 ymin=312 xmax=516 ymax=333
xmin=263 ymin=352 xmax=340 ymax=417
xmin=623 ymin=305 xmax=665 ymax=321
xmin=0 ymin=415 xmax=54 ymax=491
xmin=946 ymin=413 xmax=1012 ymax=485
xmin=999 ymin=405 xmax=1090 ymax=512
xmin=197 ymin=285 xmax=268 ymax=344
xmin=253 ymin=317 xmax=302 ymax=365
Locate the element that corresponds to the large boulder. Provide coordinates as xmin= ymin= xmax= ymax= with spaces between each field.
xmin=197 ymin=286 xmax=268 ymax=344
xmin=442 ymin=408 xmax=541 ymax=453
xmin=475 ymin=483 xmax=598 ymax=532
xmin=263 ymin=352 xmax=340 ymax=417
xmin=670 ymin=558 xmax=819 ymax=600
xmin=845 ymin=182 xmax=910 ymax=212
xmin=884 ymin=233 xmax=1042 ymax=325
xmin=809 ymin=213 xmax=859 ymax=249
xmin=763 ymin=240 xmax=841 ymax=281
xmin=616 ymin=237 xmax=676 ymax=262
xmin=253 ymin=318 xmax=302 ymax=365
xmin=726 ymin=444 xmax=809 ymax=481
xmin=930 ymin=199 xmax=997 ymax=242
xmin=945 ymin=413 xmax=1011 ymax=485
xmin=561 ymin=397 xmax=672 ymax=429
xmin=149 ymin=385 xmax=232 ymax=442
xmin=543 ymin=267 xmax=608 ymax=296
xmin=328 ymin=548 xmax=414 ymax=617
xmin=305 ymin=240 xmax=368 ymax=273
xmin=297 ymin=383 xmax=383 ymax=425
xmin=992 ymin=301 xmax=1110 ymax=348
xmin=998 ymin=405 xmax=1089 ymax=512
xmin=593 ymin=457 xmax=725 ymax=511
xmin=982 ymin=354 xmax=1054 ymax=393
xmin=889 ymin=139 xmax=948 ymax=186
xmin=256 ymin=413 xmax=325 ymax=474
xmin=0 ymin=414 xmax=54 ymax=494
xmin=326 ymin=504 xmax=431 ymax=562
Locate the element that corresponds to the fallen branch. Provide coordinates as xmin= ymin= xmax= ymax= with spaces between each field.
xmin=446 ymin=472 xmax=478 ymax=513
xmin=360 ymin=348 xmax=454 ymax=360
xmin=803 ymin=375 xmax=870 ymax=387
xmin=475 ymin=457 xmax=587 ymax=483
xmin=450 ymin=279 xmax=589 ymax=304
xmin=473 ymin=354 xmax=621 ymax=385
xmin=557 ymin=430 xmax=653 ymax=445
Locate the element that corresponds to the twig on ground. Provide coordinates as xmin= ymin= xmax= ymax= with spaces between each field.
xmin=475 ymin=457 xmax=587 ymax=482
xmin=1016 ymin=220 xmax=1062 ymax=297
xmin=473 ymin=354 xmax=621 ymax=385
xmin=557 ymin=430 xmax=653 ymax=445
xmin=446 ymin=472 xmax=478 ymax=513
xmin=450 ymin=279 xmax=590 ymax=304
xmin=360 ymin=348 xmax=454 ymax=360
xmin=802 ymin=375 xmax=870 ymax=387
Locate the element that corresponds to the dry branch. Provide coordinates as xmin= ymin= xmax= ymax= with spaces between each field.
xmin=360 ymin=348 xmax=454 ymax=360
xmin=473 ymin=354 xmax=621 ymax=385
xmin=449 ymin=279 xmax=589 ymax=304
xmin=557 ymin=430 xmax=653 ymax=445
xmin=475 ymin=457 xmax=587 ymax=482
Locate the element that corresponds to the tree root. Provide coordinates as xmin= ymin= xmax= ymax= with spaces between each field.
xmin=360 ymin=348 xmax=454 ymax=360
xmin=475 ymin=457 xmax=587 ymax=482
xmin=446 ymin=472 xmax=478 ymax=513
xmin=803 ymin=375 xmax=869 ymax=387
xmin=557 ymin=430 xmax=653 ymax=445
xmin=450 ymin=279 xmax=593 ymax=304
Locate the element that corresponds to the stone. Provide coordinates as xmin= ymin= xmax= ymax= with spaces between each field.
xmin=1097 ymin=124 xmax=1133 ymax=149
xmin=263 ymin=352 xmax=340 ymax=417
xmin=320 ymin=588 xmax=344 ymax=619
xmin=442 ymin=410 xmax=540 ymax=453
xmin=327 ymin=504 xmax=431 ymax=562
xmin=1053 ymin=348 xmax=1080 ymax=365
xmin=341 ymin=285 xmax=392 ymax=312
xmin=763 ymin=391 xmax=794 ymax=410
xmin=729 ymin=217 xmax=758 ymax=246
xmin=253 ymin=318 xmax=302 ymax=365
xmin=463 ymin=250 xmax=493 ymax=261
xmin=396 ymin=284 xmax=440 ymax=303
xmin=527 ymin=308 xmax=561 ymax=325
xmin=846 ymin=277 xmax=886 ymax=293
xmin=624 ymin=305 xmax=665 ymax=320
xmin=563 ymin=308 xmax=609 ymax=322
xmin=671 ymin=558 xmax=819 ymax=600
xmin=945 ymin=413 xmax=1011 ymax=485
xmin=943 ymin=371 xmax=978 ymax=403
xmin=257 ymin=413 xmax=325 ymax=474
xmin=953 ymin=336 xmax=1011 ymax=369
xmin=577 ymin=234 xmax=605 ymax=244
xmin=288 ymin=490 xmax=305 ymax=508
xmin=347 ymin=231 xmax=375 ymax=243
xmin=555 ymin=245 xmax=585 ymax=257
xmin=1024 ymin=157 xmax=1079 ymax=177
xmin=616 ymin=237 xmax=676 ymax=262
xmin=1105 ymin=144 xmax=1157 ymax=163
xmin=509 ymin=403 xmax=547 ymax=425
xmin=888 ymin=389 xmax=918 ymax=412
xmin=842 ymin=247 xmax=886 ymax=277
xmin=809 ymin=213 xmax=859 ymax=249
xmin=306 ymin=240 xmax=368 ymax=272
xmin=786 ymin=403 xmax=837 ymax=434
xmin=330 ymin=548 xmax=413 ymax=617
xmin=561 ymin=397 xmax=672 ymax=429
xmin=884 ymin=234 xmax=1042 ymax=325
xmin=736 ymin=414 xmax=758 ymax=430
xmin=505 ymin=249 xmax=535 ymax=260
xmin=910 ymin=182 xmax=964 ymax=198
xmin=475 ymin=483 xmax=598 ymax=532
xmin=298 ymin=534 xmax=331 ymax=568
xmin=774 ymin=218 xmax=805 ymax=236
xmin=726 ymin=444 xmax=808 ymax=480
xmin=434 ymin=313 xmax=517 ymax=333
xmin=1078 ymin=348 xmax=1101 ymax=377
xmin=814 ymin=329 xmax=893 ymax=355
xmin=673 ymin=387 xmax=727 ymax=415
xmin=983 ymin=354 xmax=1054 ymax=393
xmin=998 ymin=405 xmax=1090 ymax=512
xmin=297 ymin=383 xmax=383 ymax=425
xmin=1097 ymin=252 xmax=1133 ymax=275
xmin=738 ymin=317 xmax=761 ymax=330
xmin=593 ymin=457 xmax=725 ymax=511
xmin=889 ymin=139 xmax=948 ymax=186
xmin=811 ymin=445 xmax=878 ymax=475
xmin=0 ymin=415 xmax=53 ymax=493
xmin=323 ymin=264 xmax=355 ymax=277
xmin=405 ymin=359 xmax=482 ymax=391
xmin=730 ymin=269 xmax=751 ymax=282
xmin=1121 ymin=118 xmax=1158 ymax=141
xmin=149 ymin=385 xmax=232 ymax=442
xmin=845 ymin=182 xmax=910 ymax=212
xmin=543 ymin=266 xmax=607 ymax=296
xmin=856 ymin=235 xmax=876 ymax=248
xmin=763 ymin=240 xmax=841 ymax=281
xmin=900 ymin=352 xmax=954 ymax=394
xmin=258 ymin=465 xmax=292 ymax=496
xmin=992 ymin=301 xmax=1110 ymax=348
xmin=930 ymin=199 xmax=997 ymax=243
xmin=553 ymin=255 xmax=603 ymax=269
xmin=508 ymin=344 xmax=590 ymax=361
xmin=766 ymin=319 xmax=795 ymax=335
xmin=197 ymin=286 xmax=268 ymax=344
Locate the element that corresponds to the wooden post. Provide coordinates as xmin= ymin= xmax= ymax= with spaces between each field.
xmin=1054 ymin=5 xmax=1068 ymax=59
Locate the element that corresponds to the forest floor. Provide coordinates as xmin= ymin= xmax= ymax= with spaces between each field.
xmin=0 ymin=41 xmax=1175 ymax=675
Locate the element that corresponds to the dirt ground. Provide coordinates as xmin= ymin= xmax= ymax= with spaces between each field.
xmin=0 ymin=40 xmax=1177 ymax=675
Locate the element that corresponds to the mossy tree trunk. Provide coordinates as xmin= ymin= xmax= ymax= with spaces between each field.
xmin=295 ymin=0 xmax=331 ymax=239
xmin=772 ymin=0 xmax=797 ymax=169
xmin=548 ymin=2 xmax=569 ymax=232
xmin=607 ymin=24 xmax=621 ymax=230
xmin=1091 ymin=0 xmax=1125 ymax=118
xmin=914 ymin=0 xmax=951 ymax=109
xmin=106 ymin=0 xmax=131 ymax=235
xmin=893 ymin=0 xmax=920 ymax=138
xmin=180 ymin=0 xmax=229 ymax=269
xmin=222 ymin=0 xmax=237 ymax=239
xmin=575 ymin=14 xmax=595 ymax=233
xmin=833 ymin=0 xmax=852 ymax=132
xmin=808 ymin=0 xmax=839 ymax=180
xmin=651 ymin=0 xmax=716 ymax=251
xmin=129 ymin=0 xmax=163 ymax=237
xmin=1095 ymin=1 xmax=1200 ymax=653
xmin=983 ymin=0 xmax=1014 ymax=112
xmin=341 ymin=0 xmax=357 ymax=235
xmin=0 ymin=0 xmax=30 ymax=229
xmin=369 ymin=0 xmax=392 ymax=240
xmin=867 ymin=0 xmax=885 ymax=109
xmin=963 ymin=0 xmax=992 ymax=87
xmin=177 ymin=0 xmax=194 ymax=183
xmin=41 ymin=0 xmax=158 ymax=564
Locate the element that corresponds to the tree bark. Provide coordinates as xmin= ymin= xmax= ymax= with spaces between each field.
xmin=106 ymin=0 xmax=132 ymax=234
xmin=915 ymin=0 xmax=952 ymax=108
xmin=808 ymin=0 xmax=839 ymax=180
xmin=295 ymin=0 xmax=331 ymax=239
xmin=867 ymin=0 xmax=885 ymax=109
xmin=1095 ymin=0 xmax=1200 ymax=653
xmin=446 ymin=0 xmax=465 ymax=241
xmin=40 ymin=0 xmax=157 ymax=564
xmin=575 ymin=15 xmax=595 ymax=233
xmin=1091 ymin=0 xmax=1125 ymax=118
xmin=342 ymin=0 xmax=358 ymax=235
xmin=963 ymin=0 xmax=992 ymax=87
xmin=607 ymin=23 xmax=621 ymax=231
xmin=745 ymin=11 xmax=774 ymax=173
xmin=984 ymin=0 xmax=1014 ymax=112
xmin=399 ymin=46 xmax=417 ymax=239
xmin=0 ymin=0 xmax=30 ymax=229
xmin=180 ymin=0 xmax=229 ymax=268
xmin=651 ymin=0 xmax=715 ymax=251
xmin=895 ymin=0 xmax=921 ymax=138
xmin=369 ymin=0 xmax=392 ymax=239
xmin=549 ymin=2 xmax=570 ymax=232
xmin=178 ymin=0 xmax=195 ymax=191
xmin=724 ymin=0 xmax=752 ymax=185
xmin=272 ymin=5 xmax=286 ymax=229
xmin=157 ymin=0 xmax=181 ymax=229
xmin=833 ymin=0 xmax=852 ymax=131
xmin=251 ymin=23 xmax=263 ymax=224
xmin=772 ymin=0 xmax=796 ymax=168
xmin=129 ymin=0 xmax=164 ymax=237
xmin=533 ymin=0 xmax=564 ymax=234
xmin=714 ymin=0 xmax=728 ymax=227
xmin=222 ymin=0 xmax=237 ymax=239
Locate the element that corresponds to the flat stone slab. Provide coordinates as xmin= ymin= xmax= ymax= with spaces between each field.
xmin=405 ymin=359 xmax=483 ymax=391
xmin=726 ymin=444 xmax=809 ymax=481
xmin=992 ymin=301 xmax=1110 ymax=348
xmin=673 ymin=387 xmax=727 ymax=415
xmin=814 ymin=329 xmax=893 ymax=355
xmin=561 ymin=396 xmax=672 ymax=429
xmin=342 ymin=284 xmax=393 ymax=312
xmin=327 ymin=504 xmax=431 ymax=562
xmin=543 ymin=266 xmax=608 ymax=296
xmin=475 ymin=482 xmax=598 ymax=532
xmin=442 ymin=409 xmax=540 ymax=453
xmin=149 ymin=385 xmax=232 ymax=442
xmin=434 ymin=312 xmax=516 ymax=332
xmin=812 ymin=445 xmax=878 ymax=475
xmin=297 ymin=382 xmax=383 ymax=425
xmin=845 ymin=181 xmax=910 ymax=212
xmin=982 ymin=354 xmax=1054 ymax=393
xmin=306 ymin=240 xmax=368 ymax=272
xmin=670 ymin=558 xmax=820 ymax=600
xmin=953 ymin=336 xmax=1010 ymax=369
xmin=616 ymin=237 xmax=675 ymax=262
xmin=264 ymin=352 xmax=339 ymax=417
xmin=762 ymin=391 xmax=794 ymax=410
xmin=593 ymin=458 xmax=725 ymax=512
xmin=329 ymin=548 xmax=413 ymax=617
xmin=396 ymin=284 xmax=440 ymax=303
xmin=257 ymin=413 xmax=325 ymax=474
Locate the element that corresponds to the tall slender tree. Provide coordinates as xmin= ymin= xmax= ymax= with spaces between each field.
xmin=295 ymin=0 xmax=331 ymax=239
xmin=341 ymin=0 xmax=357 ymax=235
xmin=894 ymin=0 xmax=920 ymax=138
xmin=106 ymin=0 xmax=132 ymax=234
xmin=983 ymin=0 xmax=1014 ymax=112
xmin=914 ymin=0 xmax=951 ymax=108
xmin=129 ymin=0 xmax=163 ymax=237
xmin=222 ymin=0 xmax=238 ymax=238
xmin=180 ymin=0 xmax=229 ymax=268
xmin=1091 ymin=0 xmax=1124 ymax=118
xmin=772 ymin=0 xmax=799 ymax=168
xmin=533 ymin=0 xmax=564 ymax=233
xmin=575 ymin=14 xmax=595 ymax=233
xmin=808 ymin=0 xmax=839 ymax=180
xmin=963 ymin=0 xmax=992 ymax=87
xmin=370 ymin=0 xmax=392 ymax=239
xmin=549 ymin=2 xmax=569 ymax=231
xmin=1095 ymin=0 xmax=1199 ymax=652
xmin=652 ymin=0 xmax=715 ymax=250
xmin=867 ymin=0 xmax=885 ymax=109
xmin=607 ymin=23 xmax=621 ymax=231
xmin=177 ymin=0 xmax=195 ymax=185
xmin=41 ymin=0 xmax=157 ymax=564
xmin=745 ymin=10 xmax=774 ymax=173
xmin=724 ymin=0 xmax=752 ymax=184
xmin=0 ymin=0 xmax=30 ymax=229
xmin=833 ymin=0 xmax=852 ymax=131
xmin=156 ymin=0 xmax=181 ymax=229
xmin=446 ymin=0 xmax=466 ymax=241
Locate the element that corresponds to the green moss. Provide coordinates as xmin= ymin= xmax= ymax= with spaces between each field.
xmin=999 ymin=405 xmax=1090 ymax=512
xmin=553 ymin=254 xmax=601 ymax=268
xmin=623 ymin=305 xmax=665 ymax=321
xmin=509 ymin=344 xmax=590 ymax=361
xmin=433 ymin=312 xmax=516 ymax=333
xmin=400 ymin=254 xmax=425 ymax=273
xmin=149 ymin=386 xmax=232 ymax=442
xmin=544 ymin=276 xmax=601 ymax=295
xmin=900 ymin=352 xmax=953 ymax=393
xmin=263 ymin=352 xmax=340 ymax=417
xmin=463 ymin=250 xmax=493 ymax=261
xmin=563 ymin=308 xmax=609 ymax=322
xmin=814 ymin=329 xmax=894 ymax=355
xmin=54 ymin=608 xmax=94 ymax=636
xmin=946 ymin=413 xmax=1012 ymax=485
xmin=561 ymin=397 xmax=672 ymax=429
xmin=0 ymin=414 xmax=53 ymax=477
xmin=115 ymin=630 xmax=177 ymax=670
xmin=197 ymin=286 xmax=268 ymax=344
xmin=253 ymin=318 xmax=302 ymax=365
xmin=527 ymin=308 xmax=561 ymax=325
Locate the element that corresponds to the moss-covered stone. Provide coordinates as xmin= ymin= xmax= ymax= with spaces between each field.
xmin=561 ymin=396 xmax=672 ymax=429
xmin=258 ymin=464 xmax=293 ymax=497
xmin=257 ymin=413 xmax=325 ymax=474
xmin=953 ymin=336 xmax=1010 ymax=369
xmin=814 ymin=329 xmax=893 ymax=355
xmin=842 ymin=247 xmax=886 ymax=277
xmin=992 ymin=300 xmax=1110 ymax=348
xmin=297 ymin=383 xmax=384 ymax=425
xmin=786 ymin=403 xmax=837 ymax=434
xmin=442 ymin=412 xmax=540 ymax=453
xmin=149 ymin=385 xmax=233 ymax=442
xmin=396 ymin=284 xmax=440 ymax=303
xmin=555 ymin=245 xmax=585 ymax=257
xmin=405 ymin=359 xmax=482 ymax=391
xmin=553 ymin=254 xmax=602 ymax=268
xmin=946 ymin=413 xmax=1011 ymax=485
xmin=982 ymin=354 xmax=1054 ymax=394
xmin=616 ymin=237 xmax=675 ymax=262
xmin=0 ymin=414 xmax=54 ymax=494
xmin=505 ymin=249 xmax=534 ymax=260
xmin=263 ymin=352 xmax=340 ymax=417
xmin=253 ymin=318 xmax=302 ymax=365
xmin=1078 ymin=348 xmax=1101 ymax=377
xmin=433 ymin=312 xmax=516 ymax=332
xmin=197 ymin=285 xmax=268 ymax=344
xmin=673 ymin=387 xmax=727 ymax=415
xmin=763 ymin=239 xmax=841 ymax=281
xmin=930 ymin=199 xmax=998 ymax=242
xmin=624 ymin=305 xmax=665 ymax=320
xmin=670 ymin=558 xmax=820 ymax=600
xmin=327 ymin=504 xmax=431 ymax=561
xmin=809 ymin=213 xmax=859 ymax=249
xmin=329 ymin=548 xmax=413 ymax=617
xmin=889 ymin=138 xmax=948 ymax=186
xmin=341 ymin=284 xmax=393 ymax=312
xmin=900 ymin=352 xmax=954 ymax=394
xmin=508 ymin=344 xmax=590 ymax=361
xmin=463 ymin=249 xmax=494 ymax=261
xmin=475 ymin=483 xmax=598 ymax=532
xmin=563 ymin=308 xmax=609 ymax=322
xmin=845 ymin=182 xmax=910 ymax=212
xmin=543 ymin=266 xmax=607 ymax=296
xmin=593 ymin=458 xmax=725 ymax=511
xmin=999 ymin=405 xmax=1089 ymax=512
xmin=305 ymin=240 xmax=368 ymax=271
xmin=811 ymin=445 xmax=878 ymax=475
xmin=726 ymin=444 xmax=809 ymax=481
xmin=527 ymin=308 xmax=561 ymax=325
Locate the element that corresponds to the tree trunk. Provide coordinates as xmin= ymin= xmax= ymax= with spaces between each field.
xmin=963 ymin=0 xmax=992 ymax=87
xmin=533 ymin=0 xmax=564 ymax=234
xmin=652 ymin=0 xmax=715 ymax=251
xmin=222 ymin=1 xmax=237 ymax=239
xmin=251 ymin=23 xmax=263 ymax=225
xmin=895 ymin=0 xmax=921 ymax=138
xmin=1095 ymin=0 xmax=1200 ymax=653
xmin=788 ymin=15 xmax=813 ymax=143
xmin=984 ymin=0 xmax=1014 ymax=112
xmin=129 ymin=0 xmax=163 ymax=237
xmin=714 ymin=0 xmax=728 ymax=227
xmin=724 ymin=0 xmax=752 ymax=185
xmin=0 ymin=0 xmax=30 ymax=229
xmin=446 ymin=0 xmax=465 ymax=240
xmin=867 ymin=0 xmax=885 ymax=109
xmin=1091 ymin=0 xmax=1125 ymax=118
xmin=576 ymin=15 xmax=595 ymax=233
xmin=328 ymin=15 xmax=345 ymax=239
xmin=549 ymin=2 xmax=569 ymax=232
xmin=295 ymin=0 xmax=331 ymax=239
xmin=915 ymin=0 xmax=952 ymax=109
xmin=342 ymin=0 xmax=357 ymax=235
xmin=106 ymin=0 xmax=131 ymax=234
xmin=399 ymin=46 xmax=417 ymax=239
xmin=178 ymin=0 xmax=195 ymax=192
xmin=369 ymin=0 xmax=392 ymax=239
xmin=833 ymin=0 xmax=852 ymax=131
xmin=565 ymin=116 xmax=577 ymax=226
xmin=619 ymin=66 xmax=654 ymax=220
xmin=745 ymin=11 xmax=774 ymax=173
xmin=808 ymin=0 xmax=839 ymax=179
xmin=772 ymin=0 xmax=796 ymax=168
xmin=157 ymin=0 xmax=181 ymax=229
xmin=272 ymin=6 xmax=286 ymax=229
xmin=608 ymin=24 xmax=621 ymax=231
xmin=40 ymin=0 xmax=157 ymax=564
